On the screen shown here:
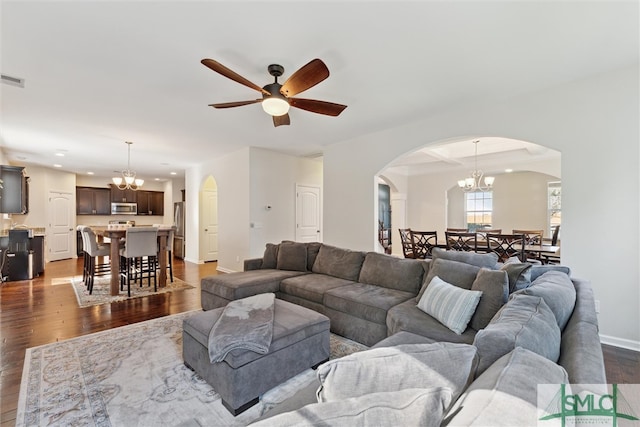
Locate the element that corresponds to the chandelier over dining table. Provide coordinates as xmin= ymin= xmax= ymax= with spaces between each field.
xmin=112 ymin=141 xmax=144 ymax=190
xmin=457 ymin=140 xmax=495 ymax=192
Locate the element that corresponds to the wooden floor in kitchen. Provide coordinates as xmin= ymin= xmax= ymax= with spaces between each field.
xmin=1 ymin=257 xmax=638 ymax=425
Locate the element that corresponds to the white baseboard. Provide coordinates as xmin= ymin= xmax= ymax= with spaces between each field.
xmin=600 ymin=334 xmax=640 ymax=352
xmin=216 ymin=266 xmax=237 ymax=274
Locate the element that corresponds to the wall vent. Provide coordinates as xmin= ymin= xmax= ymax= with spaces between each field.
xmin=1 ymin=74 xmax=25 ymax=88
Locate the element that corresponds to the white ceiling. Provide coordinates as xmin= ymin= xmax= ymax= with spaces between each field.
xmin=1 ymin=1 xmax=637 ymax=181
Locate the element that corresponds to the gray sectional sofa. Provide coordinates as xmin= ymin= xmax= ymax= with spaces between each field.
xmin=199 ymin=241 xmax=606 ymax=425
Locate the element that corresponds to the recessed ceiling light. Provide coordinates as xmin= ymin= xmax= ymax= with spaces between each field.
xmin=154 ymin=178 xmax=160 ymax=181
xmin=87 ymin=171 xmax=94 ymax=175
xmin=505 ymin=169 xmax=513 ymax=173
xmin=170 ymin=172 xmax=177 ymax=175
xmin=55 ymin=153 xmax=65 ymax=157
xmin=53 ymin=164 xmax=62 ymax=168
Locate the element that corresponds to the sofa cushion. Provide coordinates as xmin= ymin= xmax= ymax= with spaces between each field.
xmin=417 ymin=276 xmax=482 ymax=335
xmin=517 ymin=271 xmax=577 ymax=330
xmin=260 ymin=243 xmax=279 ymax=269
xmin=386 ymin=299 xmax=476 ymax=344
xmin=280 ymin=273 xmax=355 ymax=304
xmin=312 ymin=244 xmax=366 ymax=281
xmin=358 ymin=252 xmax=425 ymax=294
xmin=444 ymin=347 xmax=570 ymax=426
xmin=276 ymin=241 xmax=308 ymax=272
xmin=473 ymin=294 xmax=561 ymax=375
xmin=417 ymin=258 xmax=481 ymax=302
xmin=252 ymin=388 xmax=451 ymax=427
xmin=432 ymin=247 xmax=499 ymax=269
xmin=500 ymin=262 xmax=532 ymax=293
xmin=200 ymin=269 xmax=307 ymax=301
xmin=469 ymin=268 xmax=509 ymax=331
xmin=324 ymin=283 xmax=415 ymax=325
xmin=316 ymin=342 xmax=477 ymax=404
xmin=306 ymin=242 xmax=322 ymax=271
xmin=530 ymin=264 xmax=571 ymax=282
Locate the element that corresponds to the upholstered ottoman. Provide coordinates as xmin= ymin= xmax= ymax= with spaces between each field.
xmin=182 ymin=299 xmax=330 ymax=415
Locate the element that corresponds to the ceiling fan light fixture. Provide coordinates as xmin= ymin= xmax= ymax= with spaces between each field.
xmin=262 ymin=97 xmax=290 ymax=116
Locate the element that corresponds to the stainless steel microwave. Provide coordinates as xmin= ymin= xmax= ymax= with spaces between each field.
xmin=111 ymin=202 xmax=137 ymax=215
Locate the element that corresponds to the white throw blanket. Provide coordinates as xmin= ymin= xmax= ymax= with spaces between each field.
xmin=208 ymin=293 xmax=276 ymax=363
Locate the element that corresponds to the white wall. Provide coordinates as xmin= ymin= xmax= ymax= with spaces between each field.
xmin=441 ymin=171 xmax=559 ymax=237
xmin=249 ymin=148 xmax=322 ymax=258
xmin=323 ymin=65 xmax=640 ymax=348
xmin=187 ymin=148 xmax=251 ymax=271
xmin=186 ymin=147 xmax=322 ymax=271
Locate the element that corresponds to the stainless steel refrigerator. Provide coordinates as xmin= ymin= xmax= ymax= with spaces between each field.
xmin=174 ymin=201 xmax=186 ymax=259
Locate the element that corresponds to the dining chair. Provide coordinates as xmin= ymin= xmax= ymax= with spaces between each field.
xmin=484 ymin=233 xmax=526 ymax=263
xmin=409 ymin=230 xmax=438 ymax=259
xmin=153 ymin=224 xmax=175 ymax=283
xmin=445 ymin=231 xmax=478 ymax=252
xmin=80 ymin=226 xmax=111 ymax=294
xmin=398 ymin=228 xmax=415 ymax=258
xmin=513 ymin=229 xmax=544 ymax=262
xmin=120 ymin=226 xmax=159 ymax=297
xmin=446 ymin=227 xmax=468 ymax=232
xmin=475 ymin=228 xmax=502 ymax=241
xmin=542 ymin=225 xmax=561 ymax=264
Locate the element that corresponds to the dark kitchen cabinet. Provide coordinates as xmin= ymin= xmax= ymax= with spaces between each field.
xmin=110 ymin=184 xmax=137 ymax=203
xmin=137 ymin=190 xmax=164 ymax=215
xmin=0 ymin=165 xmax=28 ymax=214
xmin=76 ymin=187 xmax=111 ymax=215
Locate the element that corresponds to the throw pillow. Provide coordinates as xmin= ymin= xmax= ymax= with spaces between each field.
xmin=473 ymin=293 xmax=561 ymax=375
xmin=306 ymin=242 xmax=322 ymax=271
xmin=417 ymin=276 xmax=482 ymax=335
xmin=260 ymin=243 xmax=279 ymax=269
xmin=469 ymin=268 xmax=509 ymax=331
xmin=276 ymin=241 xmax=308 ymax=272
xmin=316 ymin=342 xmax=477 ymax=404
xmin=500 ymin=262 xmax=532 ymax=294
xmin=432 ymin=247 xmax=499 ymax=269
xmin=417 ymin=258 xmax=481 ymax=302
xmin=443 ymin=347 xmax=570 ymax=426
xmin=517 ymin=271 xmax=576 ymax=330
xmin=252 ymin=388 xmax=451 ymax=427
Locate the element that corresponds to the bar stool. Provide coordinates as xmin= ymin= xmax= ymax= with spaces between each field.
xmin=120 ymin=227 xmax=158 ymax=297
xmin=80 ymin=226 xmax=111 ymax=294
xmin=153 ymin=224 xmax=174 ymax=283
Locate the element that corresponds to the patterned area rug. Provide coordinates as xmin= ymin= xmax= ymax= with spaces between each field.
xmin=60 ymin=275 xmax=196 ymax=308
xmin=17 ymin=311 xmax=369 ymax=426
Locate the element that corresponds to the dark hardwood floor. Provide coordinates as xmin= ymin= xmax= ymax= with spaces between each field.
xmin=0 ymin=257 xmax=217 ymax=426
xmin=1 ymin=257 xmax=638 ymax=425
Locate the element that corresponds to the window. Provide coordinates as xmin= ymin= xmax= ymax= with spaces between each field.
xmin=548 ymin=182 xmax=561 ymax=232
xmin=465 ymin=191 xmax=493 ymax=232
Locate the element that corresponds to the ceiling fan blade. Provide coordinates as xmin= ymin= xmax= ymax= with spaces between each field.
xmin=289 ymin=98 xmax=347 ymax=117
xmin=273 ymin=114 xmax=291 ymax=127
xmin=201 ymin=59 xmax=270 ymax=95
xmin=280 ymin=59 xmax=330 ymax=97
xmin=209 ymin=99 xmax=262 ymax=109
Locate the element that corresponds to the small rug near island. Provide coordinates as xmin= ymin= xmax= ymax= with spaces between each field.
xmin=17 ymin=311 xmax=369 ymax=427
xmin=60 ymin=275 xmax=196 ymax=308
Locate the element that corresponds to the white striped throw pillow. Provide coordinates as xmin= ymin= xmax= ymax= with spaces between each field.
xmin=417 ymin=276 xmax=483 ymax=335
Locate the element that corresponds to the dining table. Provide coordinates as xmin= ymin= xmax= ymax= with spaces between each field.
xmin=94 ymin=226 xmax=175 ymax=296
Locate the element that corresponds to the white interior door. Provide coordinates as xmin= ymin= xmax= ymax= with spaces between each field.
xmin=48 ymin=191 xmax=73 ymax=261
xmin=295 ymin=185 xmax=321 ymax=242
xmin=201 ymin=188 xmax=218 ymax=262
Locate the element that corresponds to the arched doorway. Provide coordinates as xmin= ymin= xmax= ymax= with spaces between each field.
xmin=378 ymin=137 xmax=561 ymax=251
xmin=200 ymin=175 xmax=219 ymax=262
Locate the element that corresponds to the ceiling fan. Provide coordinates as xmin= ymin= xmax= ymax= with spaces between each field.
xmin=201 ymin=58 xmax=347 ymax=127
